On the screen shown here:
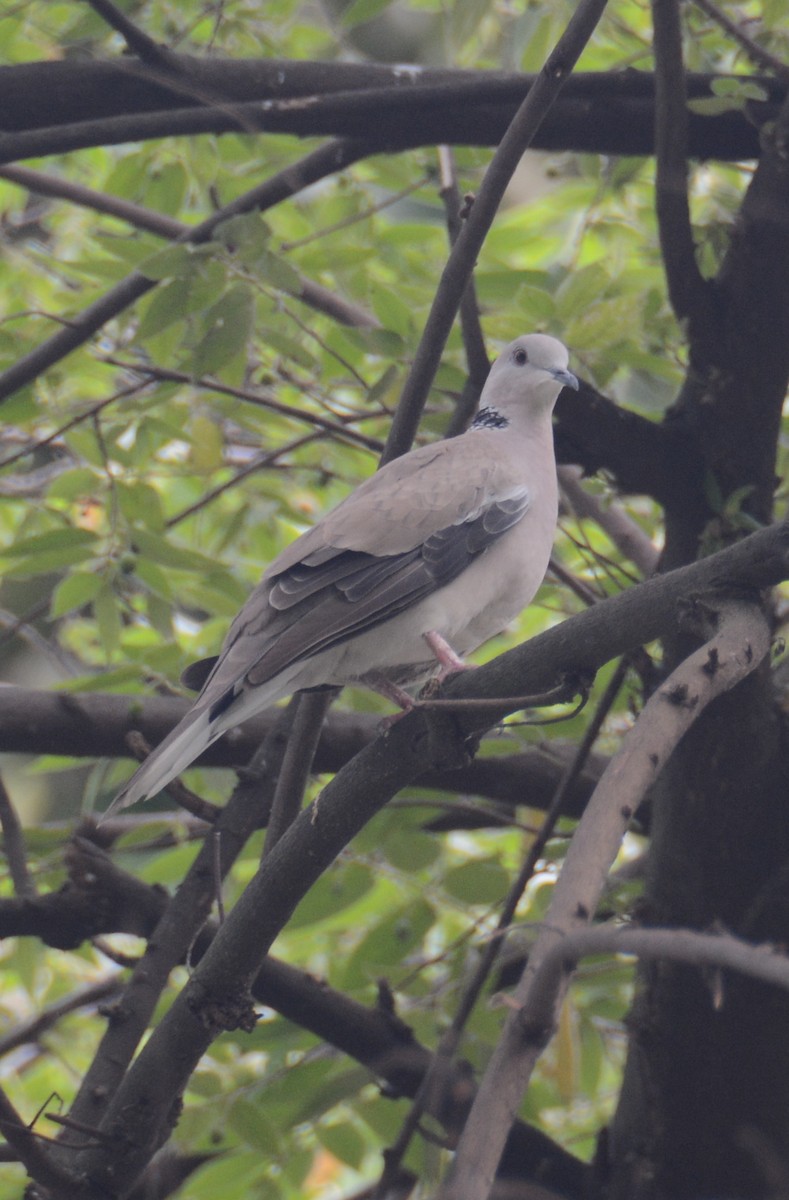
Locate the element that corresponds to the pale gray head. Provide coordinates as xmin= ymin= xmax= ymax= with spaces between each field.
xmin=473 ymin=334 xmax=578 ymax=430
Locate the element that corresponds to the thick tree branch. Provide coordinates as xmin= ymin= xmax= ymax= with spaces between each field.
xmin=554 ymin=380 xmax=701 ymax=508
xmin=444 ymin=598 xmax=772 ymax=1199
xmin=0 ymin=688 xmax=599 ymax=818
xmin=0 ymin=60 xmax=782 ymax=160
xmin=55 ymin=709 xmax=302 ymax=1148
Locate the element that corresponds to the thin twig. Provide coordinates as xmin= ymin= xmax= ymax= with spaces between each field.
xmin=0 ymin=775 xmax=35 ymax=899
xmin=85 ymin=0 xmax=175 ymax=66
xmin=558 ymin=464 xmax=660 ymax=576
xmin=436 ymin=145 xmax=491 ymax=439
xmin=0 ymin=1087 xmax=77 ymax=1193
xmin=164 ymin=430 xmax=326 ymax=528
xmin=102 ymin=358 xmax=383 ymax=451
xmin=691 ymin=0 xmax=789 ymax=82
xmin=263 ymin=691 xmax=336 ymax=855
xmin=0 ymin=381 xmax=148 ymax=472
xmin=0 ymin=978 xmax=122 ymax=1060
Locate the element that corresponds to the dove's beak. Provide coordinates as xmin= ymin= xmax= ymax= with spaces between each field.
xmin=551 ymin=368 xmax=579 ymax=391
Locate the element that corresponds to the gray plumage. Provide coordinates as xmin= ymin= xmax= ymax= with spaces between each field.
xmin=108 ymin=334 xmax=577 ymax=812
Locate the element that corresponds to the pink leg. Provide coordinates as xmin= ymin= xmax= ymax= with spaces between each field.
xmin=361 ymin=671 xmax=416 ymax=711
xmin=423 ymin=630 xmax=478 ymax=681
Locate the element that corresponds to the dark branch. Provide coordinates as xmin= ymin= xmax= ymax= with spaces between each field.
xmin=0 ymin=58 xmax=782 ymax=160
xmin=0 ymin=687 xmax=599 ymax=819
xmin=85 ymin=0 xmax=175 ymax=67
xmin=652 ymin=0 xmax=716 ymax=332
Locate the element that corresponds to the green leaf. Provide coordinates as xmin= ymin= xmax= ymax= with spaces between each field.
xmin=93 ymin=583 xmax=122 ymax=657
xmin=134 ymin=557 xmax=173 ymax=600
xmin=190 ymin=284 xmax=255 ymax=376
xmin=0 ymin=525 xmax=98 ymax=576
xmin=228 ymin=1098 xmax=282 ymax=1155
xmin=258 ymin=249 xmax=303 ymax=295
xmin=144 ymin=162 xmax=189 ymax=216
xmin=3 ymin=528 xmax=97 ymax=557
xmin=341 ymin=899 xmax=435 ymax=988
xmin=443 ymin=858 xmax=509 ymax=905
xmin=556 ymin=262 xmax=611 ymax=320
xmin=382 ymin=826 xmax=439 ymax=872
xmin=340 ymin=0 xmax=396 ymax=29
xmin=139 ymin=242 xmax=217 ymax=281
xmin=137 ymin=277 xmax=192 ymax=338
xmin=117 ymin=481 xmax=165 ymax=531
xmin=289 ymin=862 xmax=374 ymax=929
xmin=130 ymin=528 xmax=226 ymax=573
xmin=214 ymin=212 xmax=272 ymax=261
xmin=316 ymin=1121 xmax=367 ymax=1169
xmin=50 ymin=570 xmax=105 ymax=617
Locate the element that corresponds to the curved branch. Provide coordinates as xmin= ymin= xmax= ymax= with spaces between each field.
xmin=554 ymin=379 xmax=705 ymax=509
xmin=444 ymin=598 xmax=772 ymax=1199
xmin=529 ymin=925 xmax=789 ymax=1027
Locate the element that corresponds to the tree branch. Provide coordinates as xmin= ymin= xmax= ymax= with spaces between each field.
xmin=652 ymin=0 xmax=716 ymax=333
xmin=554 ymin=379 xmax=700 ymax=508
xmin=0 ymin=1088 xmax=77 ymax=1195
xmin=558 ymin=465 xmax=661 ymax=576
xmin=443 ymin=598 xmax=772 ymax=1199
xmin=0 ymin=59 xmax=781 ymax=160
xmin=85 ymin=0 xmax=175 ymax=67
xmin=528 ymin=925 xmax=789 ymax=1030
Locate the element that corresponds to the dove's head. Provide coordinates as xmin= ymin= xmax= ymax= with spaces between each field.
xmin=475 ymin=334 xmax=578 ymax=429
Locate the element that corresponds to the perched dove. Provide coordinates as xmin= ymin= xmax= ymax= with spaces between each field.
xmin=110 ymin=334 xmax=577 ymax=811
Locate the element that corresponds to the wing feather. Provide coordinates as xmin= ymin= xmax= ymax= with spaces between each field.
xmin=189 ymin=490 xmax=531 ymax=702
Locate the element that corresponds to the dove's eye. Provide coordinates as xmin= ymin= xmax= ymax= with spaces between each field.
xmin=513 ymin=347 xmax=529 ymax=366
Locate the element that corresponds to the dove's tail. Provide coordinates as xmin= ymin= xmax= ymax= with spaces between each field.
xmin=103 ymin=669 xmax=297 ymax=818
xmin=103 ymin=702 xmax=220 ymax=818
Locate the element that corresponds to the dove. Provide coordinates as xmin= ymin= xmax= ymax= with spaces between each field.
xmin=109 ymin=334 xmax=577 ymax=812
